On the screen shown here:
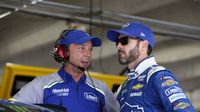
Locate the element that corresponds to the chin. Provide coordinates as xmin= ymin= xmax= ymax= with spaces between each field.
xmin=80 ymin=65 xmax=88 ymax=69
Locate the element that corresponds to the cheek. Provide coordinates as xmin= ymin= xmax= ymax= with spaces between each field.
xmin=125 ymin=46 xmax=133 ymax=54
xmin=69 ymin=51 xmax=81 ymax=60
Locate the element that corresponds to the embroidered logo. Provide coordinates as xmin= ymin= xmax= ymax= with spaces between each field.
xmin=52 ymin=88 xmax=69 ymax=96
xmin=132 ymin=84 xmax=144 ymax=90
xmin=84 ymin=92 xmax=99 ymax=102
xmin=130 ymin=92 xmax=142 ymax=97
xmin=174 ymin=102 xmax=190 ymax=110
xmin=160 ymin=76 xmax=174 ymax=80
xmin=121 ymin=89 xmax=128 ymax=97
xmin=161 ymin=79 xmax=177 ymax=87
xmin=137 ymin=75 xmax=146 ymax=81
xmin=165 ymin=86 xmax=183 ymax=96
xmin=140 ymin=32 xmax=145 ymax=37
xmin=127 ymin=72 xmax=139 ymax=80
xmin=168 ymin=93 xmax=187 ymax=103
xmin=121 ymin=102 xmax=144 ymax=112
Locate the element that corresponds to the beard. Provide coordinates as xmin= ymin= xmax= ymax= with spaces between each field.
xmin=118 ymin=45 xmax=140 ymax=65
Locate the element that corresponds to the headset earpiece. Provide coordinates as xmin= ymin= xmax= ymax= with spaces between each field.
xmin=53 ymin=45 xmax=69 ymax=63
xmin=51 ymin=29 xmax=73 ymax=63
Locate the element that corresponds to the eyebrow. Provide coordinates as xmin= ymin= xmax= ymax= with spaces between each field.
xmin=77 ymin=44 xmax=93 ymax=48
xmin=118 ymin=34 xmax=128 ymax=38
xmin=119 ymin=36 xmax=128 ymax=39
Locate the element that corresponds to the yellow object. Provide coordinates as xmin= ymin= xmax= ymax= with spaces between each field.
xmin=0 ymin=63 xmax=126 ymax=99
xmin=132 ymin=83 xmax=144 ymax=90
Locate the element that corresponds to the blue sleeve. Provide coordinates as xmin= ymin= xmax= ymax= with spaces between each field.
xmin=151 ymin=70 xmax=196 ymax=112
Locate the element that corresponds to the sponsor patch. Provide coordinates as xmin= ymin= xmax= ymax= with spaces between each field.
xmin=174 ymin=102 xmax=190 ymax=110
xmin=52 ymin=88 xmax=69 ymax=96
xmin=121 ymin=102 xmax=144 ymax=112
xmin=168 ymin=93 xmax=187 ymax=103
xmin=121 ymin=89 xmax=128 ymax=97
xmin=165 ymin=86 xmax=183 ymax=96
xmin=137 ymin=75 xmax=146 ymax=81
xmin=160 ymin=76 xmax=173 ymax=80
xmin=161 ymin=79 xmax=177 ymax=87
xmin=127 ymin=72 xmax=139 ymax=80
xmin=132 ymin=84 xmax=144 ymax=90
xmin=130 ymin=92 xmax=142 ymax=97
xmin=84 ymin=92 xmax=99 ymax=102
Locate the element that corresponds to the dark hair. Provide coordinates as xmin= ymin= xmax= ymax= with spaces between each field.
xmin=138 ymin=39 xmax=152 ymax=56
xmin=147 ymin=45 xmax=152 ymax=56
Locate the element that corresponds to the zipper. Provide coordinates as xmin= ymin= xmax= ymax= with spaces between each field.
xmin=75 ymin=82 xmax=79 ymax=99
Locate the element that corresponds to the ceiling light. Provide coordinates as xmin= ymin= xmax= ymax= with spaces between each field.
xmin=0 ymin=11 xmax=12 ymax=19
xmin=31 ymin=1 xmax=37 ymax=4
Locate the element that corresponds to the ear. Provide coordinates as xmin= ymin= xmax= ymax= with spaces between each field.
xmin=65 ymin=46 xmax=70 ymax=60
xmin=140 ymin=40 xmax=149 ymax=51
xmin=66 ymin=49 xmax=69 ymax=55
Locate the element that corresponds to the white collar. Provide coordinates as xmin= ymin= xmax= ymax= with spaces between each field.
xmin=127 ymin=56 xmax=157 ymax=79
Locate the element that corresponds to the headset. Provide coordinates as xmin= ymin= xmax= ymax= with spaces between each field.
xmin=51 ymin=29 xmax=73 ymax=64
xmin=50 ymin=29 xmax=86 ymax=72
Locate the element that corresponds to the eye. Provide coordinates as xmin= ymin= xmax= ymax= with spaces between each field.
xmin=90 ymin=47 xmax=93 ymax=51
xmin=79 ymin=46 xmax=85 ymax=51
xmin=78 ymin=46 xmax=93 ymax=52
xmin=116 ymin=36 xmax=129 ymax=46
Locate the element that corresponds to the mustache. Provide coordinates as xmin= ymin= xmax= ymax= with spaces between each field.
xmin=118 ymin=50 xmax=125 ymax=54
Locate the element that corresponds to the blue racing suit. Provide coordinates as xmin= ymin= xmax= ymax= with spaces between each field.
xmin=116 ymin=56 xmax=195 ymax=112
xmin=13 ymin=67 xmax=120 ymax=112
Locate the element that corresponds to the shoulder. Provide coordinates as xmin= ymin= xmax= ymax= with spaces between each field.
xmin=151 ymin=69 xmax=177 ymax=82
xmin=38 ymin=72 xmax=61 ymax=81
xmin=148 ymin=67 xmax=178 ymax=90
xmin=85 ymin=76 xmax=109 ymax=95
xmin=147 ymin=66 xmax=176 ymax=82
xmin=34 ymin=72 xmax=63 ymax=88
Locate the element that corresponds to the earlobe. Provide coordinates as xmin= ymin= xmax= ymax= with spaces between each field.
xmin=141 ymin=40 xmax=148 ymax=51
xmin=144 ymin=40 xmax=149 ymax=47
xmin=66 ymin=50 xmax=70 ymax=60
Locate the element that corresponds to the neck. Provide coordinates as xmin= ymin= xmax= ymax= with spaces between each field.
xmin=128 ymin=54 xmax=148 ymax=70
xmin=64 ymin=64 xmax=84 ymax=82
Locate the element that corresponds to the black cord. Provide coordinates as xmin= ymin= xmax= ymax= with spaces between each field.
xmin=86 ymin=70 xmax=104 ymax=112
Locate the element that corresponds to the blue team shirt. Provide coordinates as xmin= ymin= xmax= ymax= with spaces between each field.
xmin=13 ymin=67 xmax=120 ymax=112
xmin=116 ymin=56 xmax=196 ymax=112
xmin=43 ymin=68 xmax=105 ymax=112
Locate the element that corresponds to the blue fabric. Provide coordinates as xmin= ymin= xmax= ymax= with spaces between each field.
xmin=107 ymin=22 xmax=155 ymax=48
xmin=117 ymin=57 xmax=195 ymax=112
xmin=59 ymin=30 xmax=101 ymax=47
xmin=43 ymin=67 xmax=105 ymax=112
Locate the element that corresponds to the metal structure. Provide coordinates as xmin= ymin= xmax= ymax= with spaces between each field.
xmin=0 ymin=0 xmax=200 ymax=40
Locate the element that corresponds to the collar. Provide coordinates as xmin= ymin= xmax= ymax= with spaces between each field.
xmin=127 ymin=56 xmax=157 ymax=79
xmin=58 ymin=66 xmax=86 ymax=84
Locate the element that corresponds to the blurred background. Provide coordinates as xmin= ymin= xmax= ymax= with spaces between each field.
xmin=0 ymin=0 xmax=200 ymax=110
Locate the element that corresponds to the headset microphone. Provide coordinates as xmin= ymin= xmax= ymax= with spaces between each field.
xmin=66 ymin=60 xmax=85 ymax=72
xmin=49 ymin=51 xmax=85 ymax=72
xmin=49 ymin=50 xmax=64 ymax=63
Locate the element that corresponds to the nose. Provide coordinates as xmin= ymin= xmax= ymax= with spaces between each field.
xmin=116 ymin=42 xmax=123 ymax=50
xmin=84 ymin=48 xmax=92 ymax=57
